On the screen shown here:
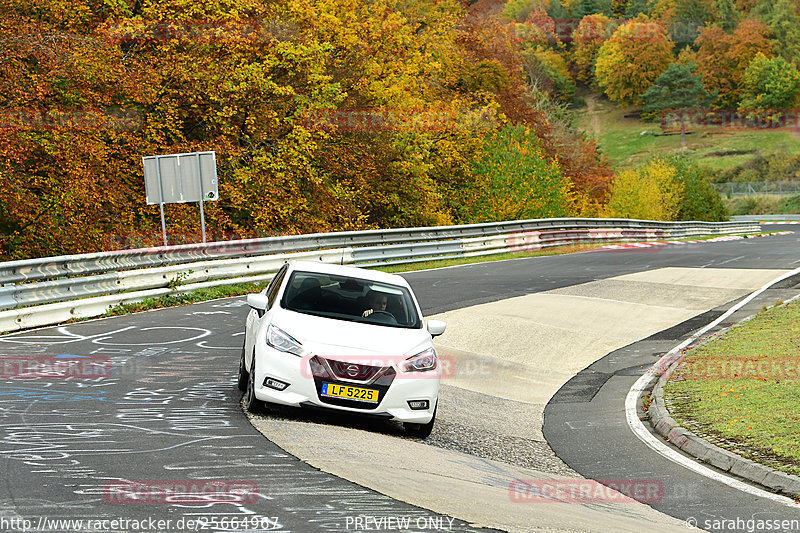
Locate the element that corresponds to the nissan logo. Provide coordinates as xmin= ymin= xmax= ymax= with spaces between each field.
xmin=346 ymin=364 xmax=360 ymax=377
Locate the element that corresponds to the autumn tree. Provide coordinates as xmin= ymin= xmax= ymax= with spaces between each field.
xmin=694 ymin=19 xmax=773 ymax=108
xmin=503 ymin=0 xmax=547 ymax=21
xmin=571 ymin=14 xmax=612 ymax=85
xmin=605 ymin=159 xmax=685 ymax=221
xmin=456 ymin=13 xmax=614 ymax=203
xmin=595 ymin=15 xmax=674 ymax=106
xmin=515 ymin=9 xmax=559 ymax=45
xmin=523 ymin=47 xmax=576 ymax=100
xmin=467 ymin=125 xmax=570 ymax=222
xmin=0 ymin=0 xmax=616 ymax=260
xmin=739 ymin=53 xmax=800 ymax=111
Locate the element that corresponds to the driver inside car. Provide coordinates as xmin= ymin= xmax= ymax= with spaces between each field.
xmin=362 ymin=290 xmax=389 ymax=318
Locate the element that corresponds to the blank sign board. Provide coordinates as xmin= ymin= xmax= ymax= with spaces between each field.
xmin=143 ymin=151 xmax=218 ymax=205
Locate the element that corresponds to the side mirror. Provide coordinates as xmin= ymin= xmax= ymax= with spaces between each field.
xmin=426 ymin=320 xmax=446 ymax=338
xmin=247 ymin=293 xmax=269 ymax=317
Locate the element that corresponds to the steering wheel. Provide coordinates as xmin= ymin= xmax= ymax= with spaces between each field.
xmin=367 ymin=310 xmax=398 ymax=324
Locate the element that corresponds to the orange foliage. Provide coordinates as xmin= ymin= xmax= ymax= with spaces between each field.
xmin=694 ymin=19 xmax=774 ymax=108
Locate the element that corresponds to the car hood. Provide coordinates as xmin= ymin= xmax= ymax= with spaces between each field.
xmin=273 ymin=309 xmax=432 ymax=357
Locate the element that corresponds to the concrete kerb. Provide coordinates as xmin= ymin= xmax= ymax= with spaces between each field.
xmin=646 ymin=302 xmax=800 ymax=500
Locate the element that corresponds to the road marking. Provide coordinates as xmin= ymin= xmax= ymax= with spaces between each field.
xmin=714 ymin=255 xmax=746 ymax=267
xmin=625 ymin=265 xmax=800 ymax=506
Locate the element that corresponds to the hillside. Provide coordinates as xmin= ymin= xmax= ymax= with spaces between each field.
xmin=575 ymin=92 xmax=800 ymax=170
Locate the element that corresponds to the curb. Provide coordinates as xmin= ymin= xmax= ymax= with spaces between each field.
xmin=595 ymin=231 xmax=793 ymax=252
xmin=647 ymin=335 xmax=800 ymax=500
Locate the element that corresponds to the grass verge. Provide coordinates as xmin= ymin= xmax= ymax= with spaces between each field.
xmin=99 ymin=283 xmax=273 ymax=318
xmin=724 ymin=194 xmax=800 ymax=216
xmin=664 ymin=300 xmax=800 ymax=476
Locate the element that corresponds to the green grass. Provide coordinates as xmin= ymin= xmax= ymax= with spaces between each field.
xmin=98 ymin=282 xmax=274 ymax=318
xmin=664 ymin=300 xmax=800 ymax=476
xmin=724 ymin=194 xmax=800 ymax=216
xmin=574 ymin=94 xmax=800 ymax=170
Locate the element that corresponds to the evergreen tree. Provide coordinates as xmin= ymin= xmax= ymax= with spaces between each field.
xmin=641 ymin=62 xmax=713 ymax=146
xmin=625 ymin=0 xmax=651 ymax=18
xmin=712 ymin=0 xmax=740 ymax=33
xmin=546 ymin=0 xmax=568 ymax=21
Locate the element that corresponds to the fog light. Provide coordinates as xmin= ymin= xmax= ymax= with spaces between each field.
xmin=407 ymin=400 xmax=429 ymax=410
xmin=263 ymin=377 xmax=289 ymax=391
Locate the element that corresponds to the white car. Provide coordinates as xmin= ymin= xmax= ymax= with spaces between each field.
xmin=238 ymin=260 xmax=446 ymax=438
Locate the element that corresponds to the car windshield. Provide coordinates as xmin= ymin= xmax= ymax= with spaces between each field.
xmin=281 ymin=270 xmax=421 ymax=329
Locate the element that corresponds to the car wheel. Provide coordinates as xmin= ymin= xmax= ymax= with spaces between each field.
xmin=237 ymin=344 xmax=248 ymax=392
xmin=404 ymin=404 xmax=436 ymax=439
xmin=244 ymin=352 xmax=263 ymax=413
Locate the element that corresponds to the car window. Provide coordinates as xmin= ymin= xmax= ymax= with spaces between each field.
xmin=266 ymin=265 xmax=288 ymax=309
xmin=281 ymin=270 xmax=421 ymax=328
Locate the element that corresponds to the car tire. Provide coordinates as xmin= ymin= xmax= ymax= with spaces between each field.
xmin=237 ymin=344 xmax=248 ymax=392
xmin=244 ymin=352 xmax=263 ymax=413
xmin=404 ymin=404 xmax=436 ymax=439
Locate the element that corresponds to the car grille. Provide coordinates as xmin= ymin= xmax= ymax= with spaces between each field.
xmin=309 ymin=355 xmax=396 ymax=410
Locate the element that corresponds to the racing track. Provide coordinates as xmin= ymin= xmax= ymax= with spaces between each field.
xmin=1 ymin=226 xmax=799 ymax=532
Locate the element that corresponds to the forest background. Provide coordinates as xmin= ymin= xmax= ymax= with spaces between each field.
xmin=1 ymin=0 xmax=798 ymax=260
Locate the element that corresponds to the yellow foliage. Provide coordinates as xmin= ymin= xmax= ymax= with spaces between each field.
xmin=605 ymin=159 xmax=685 ymax=221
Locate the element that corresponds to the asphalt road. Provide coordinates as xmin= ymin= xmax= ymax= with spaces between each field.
xmin=1 ymin=227 xmax=799 ymax=532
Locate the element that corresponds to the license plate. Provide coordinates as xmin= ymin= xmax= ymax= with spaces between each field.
xmin=321 ymin=382 xmax=379 ymax=403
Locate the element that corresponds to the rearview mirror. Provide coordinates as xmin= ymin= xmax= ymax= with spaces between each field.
xmin=427 ymin=320 xmax=446 ymax=337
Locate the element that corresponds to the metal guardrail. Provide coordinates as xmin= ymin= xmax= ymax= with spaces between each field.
xmin=732 ymin=215 xmax=800 ymax=221
xmin=0 ymin=218 xmax=761 ymax=333
xmin=713 ymin=181 xmax=800 ymax=196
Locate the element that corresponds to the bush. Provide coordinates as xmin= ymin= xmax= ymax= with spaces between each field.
xmin=605 ymin=158 xmax=684 ymax=220
xmin=713 ymin=152 xmax=800 ymax=183
xmin=666 ymin=156 xmax=728 ymax=221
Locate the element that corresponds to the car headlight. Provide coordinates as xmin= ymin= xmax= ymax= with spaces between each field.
xmin=266 ymin=324 xmax=303 ymax=357
xmin=402 ymin=347 xmax=437 ymax=372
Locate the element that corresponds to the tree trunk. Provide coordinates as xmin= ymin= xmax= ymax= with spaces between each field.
xmin=680 ymin=113 xmax=686 ymax=148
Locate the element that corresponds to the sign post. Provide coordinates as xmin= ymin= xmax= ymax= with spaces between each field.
xmin=142 ymin=151 xmax=218 ymax=246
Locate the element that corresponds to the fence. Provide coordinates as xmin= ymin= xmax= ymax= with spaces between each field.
xmin=713 ymin=181 xmax=800 ymax=197
xmin=0 ymin=218 xmax=761 ymax=333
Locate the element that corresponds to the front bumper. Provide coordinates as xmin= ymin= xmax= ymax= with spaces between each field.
xmin=252 ymin=344 xmax=439 ymax=424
